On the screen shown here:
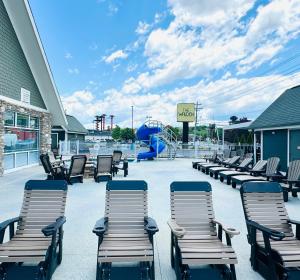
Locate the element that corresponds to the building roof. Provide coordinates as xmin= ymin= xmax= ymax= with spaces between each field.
xmin=250 ymin=85 xmax=300 ymax=130
xmin=223 ymin=121 xmax=253 ymax=131
xmin=66 ymin=115 xmax=88 ymax=134
xmin=3 ymin=0 xmax=67 ymax=127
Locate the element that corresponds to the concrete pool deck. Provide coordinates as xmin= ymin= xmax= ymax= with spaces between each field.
xmin=1 ymin=158 xmax=300 ymax=279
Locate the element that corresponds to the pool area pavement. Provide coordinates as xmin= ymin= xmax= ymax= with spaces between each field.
xmin=1 ymin=158 xmax=300 ymax=280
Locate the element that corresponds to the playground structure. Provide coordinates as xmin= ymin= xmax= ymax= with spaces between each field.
xmin=136 ymin=120 xmax=177 ymax=160
xmin=94 ymin=114 xmax=114 ymax=131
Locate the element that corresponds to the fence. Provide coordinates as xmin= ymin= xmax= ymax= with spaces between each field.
xmin=59 ymin=140 xmax=254 ymax=159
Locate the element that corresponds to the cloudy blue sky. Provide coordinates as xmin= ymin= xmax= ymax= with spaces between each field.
xmin=29 ymin=0 xmax=300 ymax=128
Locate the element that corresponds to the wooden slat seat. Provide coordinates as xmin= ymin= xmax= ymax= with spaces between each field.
xmin=169 ymin=182 xmax=239 ymax=279
xmin=93 ymin=180 xmax=158 ymax=279
xmin=240 ymin=182 xmax=300 ymax=279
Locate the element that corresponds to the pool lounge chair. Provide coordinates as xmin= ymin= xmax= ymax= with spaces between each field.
xmin=112 ymin=150 xmax=122 ymax=176
xmin=196 ymin=158 xmax=231 ymax=172
xmin=0 ymin=180 xmax=67 ymax=280
xmin=200 ymin=156 xmax=240 ymax=175
xmin=94 ymin=155 xmax=113 ymax=182
xmin=168 ymin=181 xmax=239 ymax=279
xmin=268 ymin=160 xmax=300 ymax=202
xmin=219 ymin=160 xmax=267 ymax=185
xmin=209 ymin=156 xmax=250 ymax=179
xmin=192 ymin=151 xmax=218 ymax=169
xmin=93 ymin=180 xmax=158 ymax=280
xmin=231 ymin=157 xmax=280 ymax=189
xmin=240 ymin=182 xmax=300 ymax=280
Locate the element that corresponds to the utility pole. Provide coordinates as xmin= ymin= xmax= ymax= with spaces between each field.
xmin=131 ymin=106 xmax=134 ymax=142
xmin=194 ymin=102 xmax=203 ymax=158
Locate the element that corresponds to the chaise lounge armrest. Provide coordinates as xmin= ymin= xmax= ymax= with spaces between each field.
xmin=247 ymin=220 xmax=285 ymax=241
xmin=167 ymin=219 xmax=186 ymax=238
xmin=93 ymin=217 xmax=108 ymax=237
xmin=0 ymin=217 xmax=20 ymax=232
xmin=213 ymin=219 xmax=240 ymax=237
xmin=288 ymin=219 xmax=300 ymax=226
xmin=145 ymin=217 xmax=159 ymax=235
xmin=42 ymin=216 xmax=66 ymax=237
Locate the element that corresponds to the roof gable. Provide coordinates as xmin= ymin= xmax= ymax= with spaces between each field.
xmin=66 ymin=115 xmax=87 ymax=134
xmin=250 ymin=85 xmax=300 ymax=130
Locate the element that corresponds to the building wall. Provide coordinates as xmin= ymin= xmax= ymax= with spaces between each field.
xmin=68 ymin=133 xmax=85 ymax=141
xmin=289 ymin=129 xmax=300 ymax=162
xmin=263 ymin=129 xmax=288 ymax=171
xmin=0 ymin=0 xmax=46 ymax=109
xmin=0 ymin=100 xmax=51 ymax=175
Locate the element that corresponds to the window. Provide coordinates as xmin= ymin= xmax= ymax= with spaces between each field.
xmin=4 ymin=111 xmax=14 ymax=126
xmin=17 ymin=114 xmax=29 ymax=127
xmin=4 ymin=128 xmax=39 ymax=152
xmin=30 ymin=117 xmax=39 ymax=129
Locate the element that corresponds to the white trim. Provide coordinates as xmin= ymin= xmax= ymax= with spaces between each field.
xmin=261 ymin=131 xmax=263 ymax=160
xmin=4 ymin=163 xmax=39 ymax=174
xmin=0 ymin=95 xmax=48 ymax=113
xmin=254 ymin=125 xmax=300 ymax=132
xmin=287 ymin=129 xmax=290 ymax=165
xmin=254 ymin=133 xmax=257 ymax=163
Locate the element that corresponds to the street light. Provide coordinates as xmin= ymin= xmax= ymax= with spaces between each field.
xmin=131 ymin=105 xmax=134 ymax=142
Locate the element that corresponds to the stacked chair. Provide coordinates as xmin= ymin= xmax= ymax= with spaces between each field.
xmin=200 ymin=156 xmax=240 ymax=175
xmin=231 ymin=157 xmax=280 ymax=189
xmin=94 ymin=155 xmax=113 ymax=182
xmin=0 ymin=180 xmax=67 ymax=280
xmin=240 ymin=182 xmax=300 ymax=280
xmin=168 ymin=181 xmax=239 ymax=279
xmin=93 ymin=180 xmax=158 ymax=280
xmin=208 ymin=157 xmax=252 ymax=179
xmin=219 ymin=160 xmax=267 ymax=185
xmin=192 ymin=151 xmax=218 ymax=169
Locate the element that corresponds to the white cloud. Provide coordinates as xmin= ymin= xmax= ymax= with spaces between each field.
xmin=108 ymin=3 xmax=118 ymax=15
xmin=62 ymin=72 xmax=300 ymax=128
xmin=103 ymin=50 xmax=128 ymax=64
xmin=135 ymin=21 xmax=151 ymax=35
xmin=68 ymin=68 xmax=80 ymax=74
xmin=65 ymin=52 xmax=72 ymax=59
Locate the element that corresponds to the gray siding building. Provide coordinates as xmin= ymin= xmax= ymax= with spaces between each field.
xmin=0 ymin=0 xmax=67 ymax=174
xmin=250 ymin=85 xmax=300 ymax=171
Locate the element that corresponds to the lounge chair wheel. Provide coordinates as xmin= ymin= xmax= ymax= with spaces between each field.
xmin=292 ymin=191 xmax=298 ymax=197
xmin=283 ymin=190 xmax=289 ymax=202
xmin=232 ymin=182 xmax=236 ymax=189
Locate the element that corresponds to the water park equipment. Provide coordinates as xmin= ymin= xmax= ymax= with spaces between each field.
xmin=136 ymin=120 xmax=177 ymax=160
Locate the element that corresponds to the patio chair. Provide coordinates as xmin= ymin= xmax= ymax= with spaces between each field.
xmin=268 ymin=160 xmax=300 ymax=202
xmin=0 ymin=180 xmax=67 ymax=280
xmin=48 ymin=151 xmax=63 ymax=167
xmin=93 ymin=180 xmax=158 ymax=280
xmin=208 ymin=156 xmax=245 ymax=179
xmin=219 ymin=160 xmax=266 ymax=185
xmin=240 ymin=182 xmax=300 ymax=280
xmin=64 ymin=155 xmax=87 ymax=184
xmin=168 ymin=181 xmax=239 ymax=279
xmin=112 ymin=150 xmax=122 ymax=176
xmin=114 ymin=159 xmax=129 ymax=177
xmin=94 ymin=155 xmax=113 ymax=182
xmin=40 ymin=154 xmax=65 ymax=180
xmin=231 ymin=157 xmax=280 ymax=189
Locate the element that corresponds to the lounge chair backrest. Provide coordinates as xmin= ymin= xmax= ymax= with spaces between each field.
xmin=18 ymin=180 xmax=67 ymax=235
xmin=245 ymin=153 xmax=253 ymax=159
xmin=112 ymin=150 xmax=122 ymax=163
xmin=230 ymin=151 xmax=237 ymax=157
xmin=96 ymin=155 xmax=112 ymax=174
xmin=239 ymin=157 xmax=252 ymax=168
xmin=228 ymin=156 xmax=240 ymax=165
xmin=265 ymin=157 xmax=280 ymax=175
xmin=69 ymin=155 xmax=87 ymax=177
xmin=40 ymin=154 xmax=54 ymax=175
xmin=287 ymin=160 xmax=300 ymax=181
xmin=48 ymin=152 xmax=57 ymax=162
xmin=170 ymin=181 xmax=215 ymax=234
xmin=105 ymin=181 xmax=148 ymax=235
xmin=223 ymin=149 xmax=230 ymax=159
xmin=240 ymin=182 xmax=293 ymax=239
xmin=252 ymin=160 xmax=267 ymax=171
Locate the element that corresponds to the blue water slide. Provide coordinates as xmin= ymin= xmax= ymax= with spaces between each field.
xmin=136 ymin=123 xmax=166 ymax=160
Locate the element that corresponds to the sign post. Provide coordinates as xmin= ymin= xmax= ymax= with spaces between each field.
xmin=177 ymin=103 xmax=195 ymax=149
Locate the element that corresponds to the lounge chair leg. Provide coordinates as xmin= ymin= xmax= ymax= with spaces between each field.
xmin=214 ymin=173 xmax=218 ymax=179
xmin=232 ymin=182 xmax=236 ymax=189
xmin=283 ymin=190 xmax=288 ymax=202
xmin=227 ymin=178 xmax=231 ymax=185
xmin=150 ymin=261 xmax=155 ymax=280
xmin=170 ymin=236 xmax=175 ymax=268
xmin=230 ymin=264 xmax=237 ymax=280
xmin=292 ymin=191 xmax=298 ymax=197
xmin=220 ymin=177 xmax=224 ymax=182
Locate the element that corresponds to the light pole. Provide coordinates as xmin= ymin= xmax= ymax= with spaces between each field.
xmin=131 ymin=106 xmax=134 ymax=142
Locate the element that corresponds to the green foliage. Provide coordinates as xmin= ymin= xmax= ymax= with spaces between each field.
xmin=111 ymin=125 xmax=121 ymax=140
xmin=120 ymin=127 xmax=135 ymax=141
xmin=167 ymin=126 xmax=180 ymax=137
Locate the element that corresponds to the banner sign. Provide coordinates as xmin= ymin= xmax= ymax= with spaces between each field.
xmin=177 ymin=103 xmax=195 ymax=122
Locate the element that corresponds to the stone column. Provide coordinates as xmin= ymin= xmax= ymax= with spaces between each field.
xmin=40 ymin=113 xmax=52 ymax=154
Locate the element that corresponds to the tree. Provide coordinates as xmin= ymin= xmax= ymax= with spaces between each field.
xmin=229 ymin=116 xmax=238 ymax=124
xmin=120 ymin=128 xmax=135 ymax=141
xmin=166 ymin=125 xmax=180 ymax=138
xmin=111 ymin=125 xmax=121 ymax=140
